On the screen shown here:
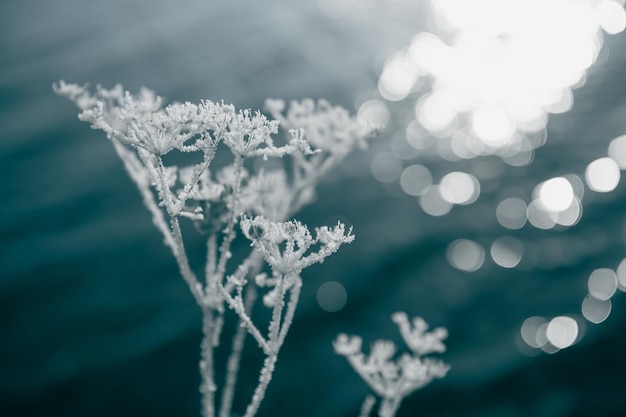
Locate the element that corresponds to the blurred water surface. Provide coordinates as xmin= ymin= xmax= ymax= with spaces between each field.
xmin=2 ymin=1 xmax=626 ymax=417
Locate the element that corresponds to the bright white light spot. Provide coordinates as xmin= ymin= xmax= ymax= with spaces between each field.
xmin=490 ymin=236 xmax=523 ymax=268
xmin=617 ymin=258 xmax=626 ymax=292
xmin=596 ymin=0 xmax=626 ymax=34
xmin=547 ymin=316 xmax=578 ymax=349
xmin=400 ymin=164 xmax=433 ymax=196
xmin=582 ymin=295 xmax=612 ymax=324
xmin=358 ymin=100 xmax=390 ymax=128
xmin=416 ymin=94 xmax=457 ymax=133
xmin=608 ymin=134 xmax=626 ymax=169
xmin=545 ymin=88 xmax=574 ymax=114
xmin=371 ymin=152 xmax=403 ymax=183
xmin=379 ymin=56 xmax=418 ymax=101
xmin=521 ymin=316 xmax=548 ymax=348
xmin=378 ymin=0 xmax=623 ymax=162
xmin=587 ymin=268 xmax=618 ymax=301
xmin=446 ymin=239 xmax=485 ymax=272
xmin=527 ymin=200 xmax=556 ymax=230
xmin=472 ymin=105 xmax=515 ymax=146
xmin=439 ymin=172 xmax=480 ymax=204
xmin=537 ymin=177 xmax=574 ymax=212
xmin=419 ymin=185 xmax=453 ymax=216
xmin=317 ymin=281 xmax=347 ymax=313
xmin=496 ymin=197 xmax=527 ymax=230
xmin=585 ymin=157 xmax=621 ymax=192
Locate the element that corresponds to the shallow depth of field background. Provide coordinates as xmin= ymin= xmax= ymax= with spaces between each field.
xmin=3 ymin=1 xmax=626 ymax=416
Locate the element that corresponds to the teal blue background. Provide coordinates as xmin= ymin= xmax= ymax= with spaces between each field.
xmin=2 ymin=1 xmax=626 ymax=416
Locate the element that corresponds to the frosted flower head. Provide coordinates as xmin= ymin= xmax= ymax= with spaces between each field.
xmin=224 ymin=109 xmax=279 ymax=157
xmin=241 ymin=216 xmax=353 ymax=274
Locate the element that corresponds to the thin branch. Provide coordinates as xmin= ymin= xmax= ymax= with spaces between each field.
xmin=214 ymin=155 xmax=245 ymax=285
xmin=277 ymin=276 xmax=302 ymax=349
xmin=217 ymin=282 xmax=269 ymax=354
xmin=111 ymin=139 xmax=176 ymax=250
xmin=242 ymin=273 xmax=289 ymax=417
xmin=219 ymin=285 xmax=258 ymax=417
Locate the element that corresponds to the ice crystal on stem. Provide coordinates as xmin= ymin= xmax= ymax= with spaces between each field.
xmin=334 ymin=313 xmax=449 ymax=417
xmin=55 ymin=80 xmax=373 ymax=417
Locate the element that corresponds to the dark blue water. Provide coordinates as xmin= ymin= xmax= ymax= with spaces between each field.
xmin=3 ymin=1 xmax=626 ymax=416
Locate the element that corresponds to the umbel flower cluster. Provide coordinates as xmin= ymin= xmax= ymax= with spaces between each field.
xmin=334 ymin=312 xmax=450 ymax=417
xmin=54 ymin=80 xmax=371 ymax=417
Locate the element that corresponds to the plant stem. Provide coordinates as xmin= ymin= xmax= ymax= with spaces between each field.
xmin=200 ymin=310 xmax=217 ymax=417
xmin=219 ymin=285 xmax=258 ymax=417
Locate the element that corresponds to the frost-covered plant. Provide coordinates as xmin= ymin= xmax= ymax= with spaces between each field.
xmin=54 ymin=80 xmax=371 ymax=417
xmin=334 ymin=312 xmax=449 ymax=417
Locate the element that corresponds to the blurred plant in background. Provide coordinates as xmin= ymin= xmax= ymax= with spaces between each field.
xmin=335 ymin=312 xmax=449 ymax=417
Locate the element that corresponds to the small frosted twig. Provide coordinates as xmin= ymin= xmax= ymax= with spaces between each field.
xmin=277 ymin=276 xmax=302 ymax=349
xmin=155 ymin=155 xmax=177 ymax=215
xmin=219 ymin=285 xmax=258 ymax=417
xmin=111 ymin=139 xmax=175 ymax=250
xmin=214 ymin=155 xmax=245 ymax=285
xmin=142 ymin=153 xmax=205 ymax=306
xmin=173 ymin=119 xmax=223 ymax=215
xmin=217 ymin=282 xmax=269 ymax=354
xmin=358 ymin=395 xmax=376 ymax=417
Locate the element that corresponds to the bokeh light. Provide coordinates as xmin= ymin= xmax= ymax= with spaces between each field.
xmin=618 ymin=258 xmax=626 ymax=292
xmin=490 ymin=236 xmax=523 ymax=268
xmin=546 ymin=316 xmax=578 ymax=349
xmin=496 ymin=197 xmax=528 ymax=229
xmin=370 ymin=151 xmax=403 ymax=183
xmin=581 ymin=294 xmax=612 ymax=324
xmin=446 ymin=239 xmax=485 ymax=271
xmin=585 ymin=157 xmax=621 ymax=192
xmin=536 ymin=177 xmax=574 ymax=212
xmin=553 ymin=197 xmax=582 ymax=227
xmin=596 ymin=0 xmax=626 ymax=34
xmin=526 ymin=199 xmax=556 ymax=230
xmin=587 ymin=268 xmax=618 ymax=300
xmin=439 ymin=171 xmax=480 ymax=205
xmin=375 ymin=0 xmax=626 ymax=163
xmin=419 ymin=185 xmax=453 ymax=216
xmin=358 ymin=99 xmax=390 ymax=128
xmin=608 ymin=134 xmax=626 ymax=169
xmin=316 ymin=281 xmax=348 ymax=313
xmin=400 ymin=164 xmax=433 ymax=196
xmin=520 ymin=316 xmax=548 ymax=349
